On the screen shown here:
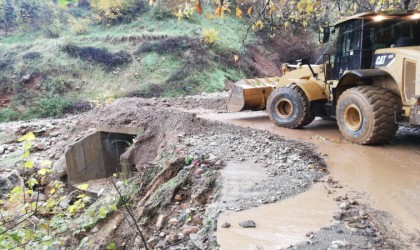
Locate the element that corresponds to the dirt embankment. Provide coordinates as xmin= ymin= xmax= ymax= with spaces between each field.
xmin=0 ymin=93 xmax=413 ymax=249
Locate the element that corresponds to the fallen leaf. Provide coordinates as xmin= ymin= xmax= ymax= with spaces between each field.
xmin=196 ymin=0 xmax=203 ymax=15
xmin=235 ymin=6 xmax=242 ymax=18
xmin=214 ymin=5 xmax=222 ymax=17
xmin=233 ymin=55 xmax=239 ymax=63
xmin=247 ymin=6 xmax=254 ymax=16
xmin=77 ymin=183 xmax=89 ymax=191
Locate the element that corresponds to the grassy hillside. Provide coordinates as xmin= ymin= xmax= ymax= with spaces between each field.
xmin=0 ymin=5 xmax=254 ymax=122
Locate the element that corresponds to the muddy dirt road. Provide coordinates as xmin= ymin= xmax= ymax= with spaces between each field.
xmin=197 ymin=110 xmax=420 ymax=244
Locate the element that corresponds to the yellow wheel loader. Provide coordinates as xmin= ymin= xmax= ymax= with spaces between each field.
xmin=227 ymin=11 xmax=420 ymax=144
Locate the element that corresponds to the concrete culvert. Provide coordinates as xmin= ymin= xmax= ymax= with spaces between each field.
xmin=65 ymin=130 xmax=138 ymax=184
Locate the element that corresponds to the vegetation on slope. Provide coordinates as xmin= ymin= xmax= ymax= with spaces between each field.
xmin=0 ymin=2 xmax=254 ymax=122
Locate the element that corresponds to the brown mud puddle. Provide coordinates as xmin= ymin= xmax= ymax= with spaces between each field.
xmin=198 ymin=111 xmax=420 ymax=240
xmin=217 ymin=183 xmax=336 ymax=250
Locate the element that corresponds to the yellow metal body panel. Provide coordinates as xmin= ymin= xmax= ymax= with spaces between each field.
xmin=373 ymin=47 xmax=420 ymax=106
xmin=293 ymin=79 xmax=327 ymax=101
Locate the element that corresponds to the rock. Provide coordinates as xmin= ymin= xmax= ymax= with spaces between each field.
xmin=134 ymin=236 xmax=144 ymax=249
xmin=338 ymin=201 xmax=350 ymax=210
xmin=221 ymin=222 xmax=231 ymax=228
xmin=182 ymin=225 xmax=199 ymax=236
xmin=59 ymin=196 xmax=72 ymax=209
xmin=34 ymin=143 xmax=46 ymax=151
xmin=156 ymin=214 xmax=168 ymax=230
xmin=174 ymin=194 xmax=183 ymax=201
xmin=330 ymin=240 xmax=349 ymax=248
xmin=177 ymin=233 xmax=185 ymax=240
xmin=349 ymin=199 xmax=359 ymax=205
xmin=40 ymin=175 xmax=51 ymax=186
xmin=348 ymin=222 xmax=367 ymax=229
xmin=239 ymin=220 xmax=256 ymax=228
xmin=31 ymin=192 xmax=47 ymax=202
xmin=192 ymin=214 xmax=202 ymax=224
xmin=21 ymin=74 xmax=31 ymax=83
xmin=208 ymin=153 xmax=217 ymax=160
xmin=52 ymin=155 xmax=67 ymax=178
xmin=168 ymin=218 xmax=178 ymax=225
xmin=333 ymin=211 xmax=343 ymax=220
xmin=0 ymin=170 xmax=23 ymax=198
xmin=146 ymin=237 xmax=159 ymax=248
xmin=167 ymin=233 xmax=179 ymax=243
xmin=91 ymin=226 xmax=99 ymax=233
xmin=159 ymin=232 xmax=166 ymax=238
xmin=0 ymin=146 xmax=5 ymax=154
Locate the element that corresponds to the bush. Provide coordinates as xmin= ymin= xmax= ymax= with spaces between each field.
xmin=90 ymin=0 xmax=145 ymax=24
xmin=202 ymin=28 xmax=219 ymax=46
xmin=43 ymin=76 xmax=72 ymax=95
xmin=0 ymin=108 xmax=20 ymax=122
xmin=22 ymin=95 xmax=74 ymax=119
xmin=69 ymin=16 xmax=90 ymax=35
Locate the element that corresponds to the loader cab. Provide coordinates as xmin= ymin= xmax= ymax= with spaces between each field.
xmin=332 ymin=19 xmax=368 ymax=79
xmin=327 ymin=12 xmax=420 ymax=80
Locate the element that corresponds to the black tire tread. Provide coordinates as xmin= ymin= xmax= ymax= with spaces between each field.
xmin=267 ymin=84 xmax=314 ymax=128
xmin=338 ymin=86 xmax=400 ymax=144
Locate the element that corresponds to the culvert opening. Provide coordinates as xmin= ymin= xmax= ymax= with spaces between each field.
xmin=65 ymin=130 xmax=138 ymax=185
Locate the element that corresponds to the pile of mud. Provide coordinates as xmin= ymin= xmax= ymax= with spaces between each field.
xmin=75 ymin=98 xmax=327 ymax=249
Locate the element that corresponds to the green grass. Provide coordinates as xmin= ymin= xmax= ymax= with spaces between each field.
xmin=58 ymin=0 xmax=77 ymax=7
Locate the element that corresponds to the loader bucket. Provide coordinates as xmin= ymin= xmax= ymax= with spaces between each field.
xmin=226 ymin=78 xmax=278 ymax=112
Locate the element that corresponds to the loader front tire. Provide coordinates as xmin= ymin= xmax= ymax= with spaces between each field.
xmin=336 ymin=86 xmax=400 ymax=145
xmin=267 ymin=84 xmax=314 ymax=128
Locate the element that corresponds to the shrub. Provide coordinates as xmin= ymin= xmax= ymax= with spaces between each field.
xmin=37 ymin=95 xmax=74 ymax=117
xmin=21 ymin=95 xmax=74 ymax=119
xmin=202 ymin=28 xmax=219 ymax=46
xmin=69 ymin=16 xmax=90 ymax=35
xmin=90 ymin=0 xmax=144 ymax=24
xmin=43 ymin=76 xmax=72 ymax=95
xmin=0 ymin=108 xmax=20 ymax=122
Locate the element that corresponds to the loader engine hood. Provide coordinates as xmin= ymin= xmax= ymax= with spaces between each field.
xmin=374 ymin=46 xmax=420 ymax=68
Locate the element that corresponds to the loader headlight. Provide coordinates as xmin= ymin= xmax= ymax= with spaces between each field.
xmin=374 ymin=53 xmax=395 ymax=67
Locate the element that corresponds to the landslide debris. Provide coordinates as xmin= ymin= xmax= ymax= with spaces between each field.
xmin=0 ymin=93 xmax=408 ymax=249
xmin=72 ymin=97 xmax=326 ymax=249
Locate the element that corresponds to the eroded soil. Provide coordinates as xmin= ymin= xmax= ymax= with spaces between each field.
xmin=0 ymin=92 xmax=419 ymax=249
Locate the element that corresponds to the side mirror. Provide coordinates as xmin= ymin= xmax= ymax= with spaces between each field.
xmin=320 ymin=27 xmax=331 ymax=43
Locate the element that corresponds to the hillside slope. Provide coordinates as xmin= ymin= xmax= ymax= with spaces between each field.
xmin=0 ymin=5 xmax=257 ymax=122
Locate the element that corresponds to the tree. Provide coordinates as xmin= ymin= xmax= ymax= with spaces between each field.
xmin=0 ymin=0 xmax=58 ymax=35
xmin=173 ymin=0 xmax=420 ymax=36
xmin=0 ymin=0 xmax=16 ymax=36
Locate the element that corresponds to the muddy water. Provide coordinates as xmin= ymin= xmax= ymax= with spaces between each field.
xmin=199 ymin=111 xmax=420 ymax=237
xmin=217 ymin=183 xmax=337 ymax=250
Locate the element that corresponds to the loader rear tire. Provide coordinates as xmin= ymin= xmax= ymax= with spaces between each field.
xmin=267 ymin=84 xmax=314 ymax=128
xmin=336 ymin=86 xmax=400 ymax=145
